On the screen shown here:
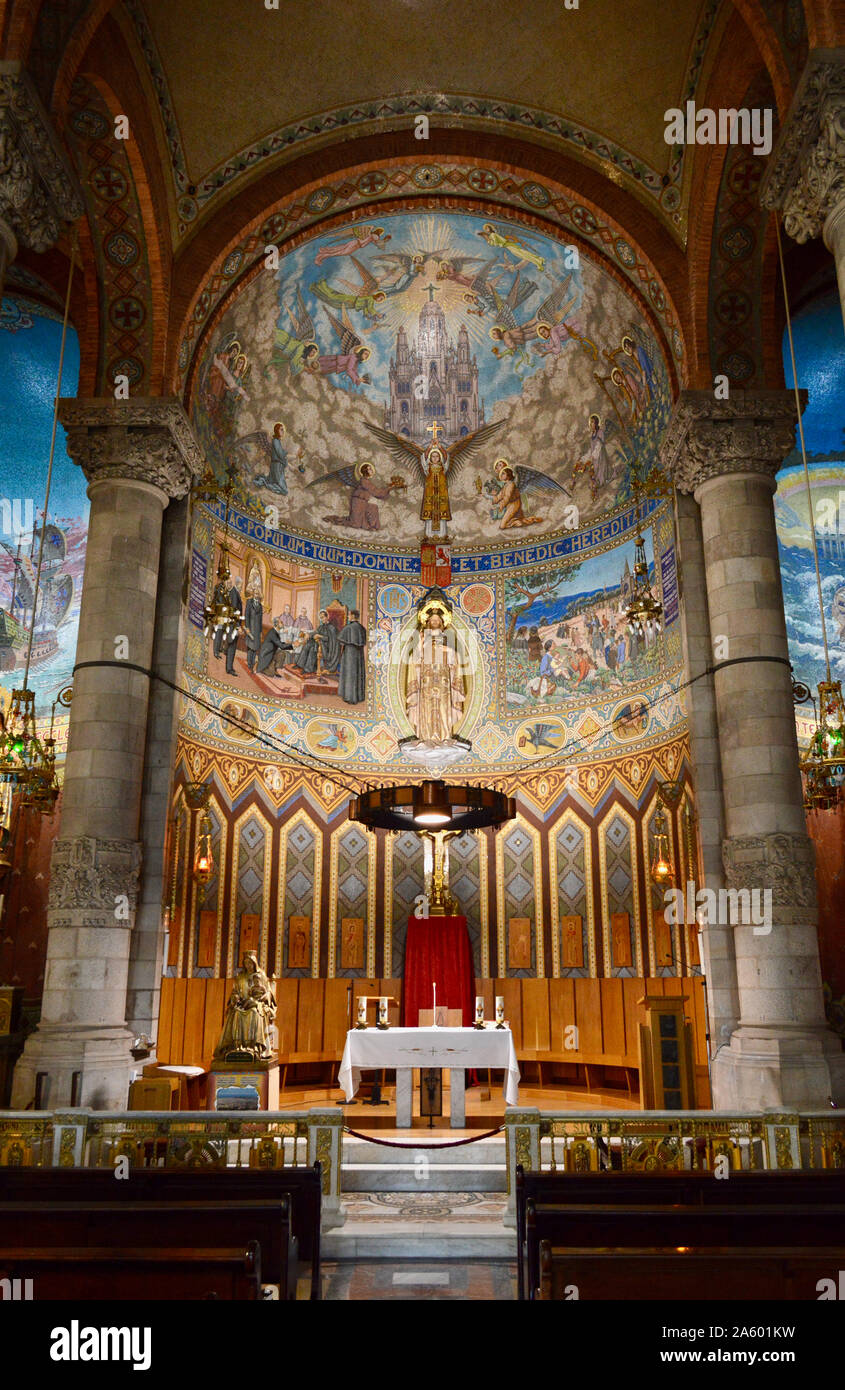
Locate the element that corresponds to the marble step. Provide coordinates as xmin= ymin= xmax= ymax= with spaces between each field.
xmin=342 ymin=1136 xmax=506 ymax=1166
xmin=342 ymin=1162 xmax=506 ymax=1192
xmin=322 ymin=1224 xmax=514 ymax=1259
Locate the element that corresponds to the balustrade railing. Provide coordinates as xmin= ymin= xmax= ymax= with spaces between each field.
xmin=0 ymin=1107 xmax=345 ymax=1227
xmin=503 ymin=1108 xmax=845 ymax=1223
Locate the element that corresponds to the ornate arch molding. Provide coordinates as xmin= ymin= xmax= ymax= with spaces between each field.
xmin=174 ymin=156 xmax=690 ymax=408
xmin=686 ymin=7 xmax=788 ymax=388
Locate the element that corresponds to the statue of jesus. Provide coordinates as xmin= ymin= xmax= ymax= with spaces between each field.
xmin=404 ymin=599 xmax=465 ymax=742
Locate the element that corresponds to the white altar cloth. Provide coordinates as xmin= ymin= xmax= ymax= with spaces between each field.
xmin=339 ymin=1025 xmax=520 ymax=1107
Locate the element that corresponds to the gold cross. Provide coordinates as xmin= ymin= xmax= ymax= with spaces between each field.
xmin=426 ymin=420 xmax=442 ymax=444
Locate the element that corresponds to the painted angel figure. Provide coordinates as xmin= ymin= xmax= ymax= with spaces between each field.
xmin=477 ymin=222 xmax=545 ymax=271
xmin=483 ymin=456 xmax=570 ymax=529
xmin=311 ymin=255 xmax=387 ymax=322
xmin=314 ymin=225 xmax=391 ymax=265
xmin=363 ymin=417 xmax=507 ymax=539
xmin=309 ymin=459 xmax=406 ymax=532
xmin=372 ymin=250 xmax=427 ymax=296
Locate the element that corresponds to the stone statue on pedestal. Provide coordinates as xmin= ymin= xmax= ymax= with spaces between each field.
xmin=214 ymin=952 xmax=277 ymax=1062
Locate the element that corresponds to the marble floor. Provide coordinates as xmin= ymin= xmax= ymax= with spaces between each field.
xmin=322 ymin=1258 xmax=517 ymax=1300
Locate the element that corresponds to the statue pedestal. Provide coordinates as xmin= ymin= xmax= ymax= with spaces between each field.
xmin=207 ymin=1059 xmax=280 ymax=1111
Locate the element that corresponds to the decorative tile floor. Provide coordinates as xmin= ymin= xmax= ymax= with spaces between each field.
xmin=322 ymin=1258 xmax=517 ymax=1300
xmin=341 ymin=1191 xmax=508 ymax=1223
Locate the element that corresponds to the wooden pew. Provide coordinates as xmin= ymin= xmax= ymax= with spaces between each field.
xmin=0 ymin=1200 xmax=296 ymax=1301
xmin=515 ymin=1167 xmax=845 ymax=1300
xmin=0 ymin=1163 xmax=322 ymax=1300
xmin=538 ymin=1241 xmax=843 ymax=1301
xmin=0 ymin=1244 xmax=261 ymax=1300
xmin=527 ymin=1200 xmax=845 ymax=1300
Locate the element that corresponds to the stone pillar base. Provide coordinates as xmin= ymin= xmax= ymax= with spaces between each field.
xmin=711 ymin=1024 xmax=845 ymax=1110
xmin=10 ymin=1024 xmax=136 ymax=1111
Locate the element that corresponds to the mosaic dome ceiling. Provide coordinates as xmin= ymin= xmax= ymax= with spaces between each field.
xmin=191 ymin=208 xmax=672 ymax=557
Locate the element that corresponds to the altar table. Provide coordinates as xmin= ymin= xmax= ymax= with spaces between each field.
xmin=338 ymin=1025 xmax=520 ymax=1128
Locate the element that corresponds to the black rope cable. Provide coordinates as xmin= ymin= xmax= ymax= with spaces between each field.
xmin=344 ymin=1124 xmax=504 ymax=1148
xmin=72 ymin=658 xmax=365 ymax=794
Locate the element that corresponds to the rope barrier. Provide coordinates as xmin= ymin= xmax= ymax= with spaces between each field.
xmin=343 ymin=1125 xmax=504 ymax=1148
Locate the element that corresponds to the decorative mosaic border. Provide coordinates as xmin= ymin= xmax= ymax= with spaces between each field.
xmin=122 ymin=0 xmax=726 ymax=244
xmin=178 ymin=171 xmax=686 ymax=397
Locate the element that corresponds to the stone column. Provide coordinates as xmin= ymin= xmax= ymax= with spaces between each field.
xmin=0 ymin=62 xmax=83 ymax=290
xmin=11 ymin=400 xmax=201 ymax=1110
xmin=672 ymin=491 xmax=739 ymax=1050
xmin=664 ymin=391 xmax=845 ymax=1110
xmin=760 ymin=49 xmax=845 ymax=330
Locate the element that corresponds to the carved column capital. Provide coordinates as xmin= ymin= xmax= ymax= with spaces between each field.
xmin=760 ymin=48 xmax=845 ymax=243
xmin=0 ymin=61 xmax=83 ymax=254
xmin=57 ymin=398 xmax=204 ymax=500
xmin=47 ymin=836 xmax=143 ymax=930
xmin=723 ymin=832 xmax=818 ymax=914
xmin=661 ymin=390 xmax=803 ymax=496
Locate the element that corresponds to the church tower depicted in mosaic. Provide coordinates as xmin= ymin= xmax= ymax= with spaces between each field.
xmin=385 ymin=289 xmax=483 ymax=444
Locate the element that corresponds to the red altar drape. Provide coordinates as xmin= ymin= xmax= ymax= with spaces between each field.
xmin=402 ymin=914 xmax=475 ymax=1028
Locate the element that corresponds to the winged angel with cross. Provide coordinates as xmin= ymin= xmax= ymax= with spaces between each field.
xmin=361 ymin=417 xmax=506 ymax=539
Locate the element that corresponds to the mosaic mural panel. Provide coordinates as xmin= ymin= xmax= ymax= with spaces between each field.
xmin=552 ymin=816 xmax=592 ymax=979
xmin=279 ymin=816 xmax=320 ymax=979
xmin=332 ymin=823 xmax=372 ymax=979
xmin=387 ymin=831 xmax=425 ymax=981
xmin=231 ymin=811 xmax=268 ymax=973
xmin=498 ymin=819 xmax=540 ymax=979
xmin=192 ymin=803 xmax=224 ymax=978
xmin=601 ymin=810 xmax=638 ymax=978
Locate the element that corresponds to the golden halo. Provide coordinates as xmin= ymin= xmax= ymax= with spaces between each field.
xmin=417 ymin=597 xmax=452 ymax=628
xmin=354 ymin=459 xmax=375 ymax=480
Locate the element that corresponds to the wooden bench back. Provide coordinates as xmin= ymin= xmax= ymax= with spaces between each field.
xmin=0 ymin=1244 xmax=261 ymax=1300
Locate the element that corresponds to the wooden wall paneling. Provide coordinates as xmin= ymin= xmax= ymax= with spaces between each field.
xmin=196 ymin=910 xmax=216 ymax=969
xmin=182 ymin=979 xmax=207 ymax=1066
xmin=276 ymin=978 xmax=300 ymax=1058
xmin=240 ymin=912 xmax=261 ymax=959
xmin=340 ymin=917 xmax=365 ymax=971
xmin=549 ymin=978 xmax=576 ymax=1055
xmin=496 ymin=978 xmax=523 ymax=1048
xmin=521 ymin=978 xmax=550 ymax=1054
xmin=475 ymin=978 xmax=496 ymax=1023
xmin=654 ymin=910 xmax=673 ymax=969
xmin=688 ymin=920 xmax=701 ymax=967
xmin=157 ymin=976 xmax=175 ymax=1063
xmin=560 ymin=913 xmax=584 ymax=969
xmin=169 ymin=978 xmax=188 ymax=1065
xmin=507 ymin=916 xmax=532 ymax=970
xmin=288 ymin=915 xmax=311 ymax=971
xmin=611 ymin=911 xmax=633 ymax=968
xmin=323 ymin=979 xmax=351 ymax=1054
xmin=296 ymin=978 xmax=325 ymax=1054
xmin=574 ymin=978 xmax=602 ymax=1056
xmin=202 ymin=977 xmax=227 ymax=1066
xmin=691 ymin=977 xmax=708 ymax=1066
xmin=600 ymin=977 xmax=626 ymax=1061
xmin=166 ymin=914 xmax=180 ymax=967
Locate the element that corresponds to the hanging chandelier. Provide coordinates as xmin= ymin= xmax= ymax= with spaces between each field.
xmin=800 ymin=679 xmax=845 ymax=811
xmin=193 ymin=461 xmax=258 ymax=642
xmin=350 ymin=779 xmax=515 ymax=832
xmin=625 ymin=529 xmax=663 ymax=641
xmin=649 ymin=797 xmax=674 ymax=887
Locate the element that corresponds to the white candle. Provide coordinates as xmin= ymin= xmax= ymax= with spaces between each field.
xmin=475 ymin=996 xmax=484 ymax=1023
xmin=433 ymin=982 xmax=436 ymax=1017
xmin=496 ymin=995 xmax=505 ymax=1024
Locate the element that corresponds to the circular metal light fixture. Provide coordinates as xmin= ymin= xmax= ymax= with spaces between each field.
xmin=349 ymin=779 xmax=515 ymax=833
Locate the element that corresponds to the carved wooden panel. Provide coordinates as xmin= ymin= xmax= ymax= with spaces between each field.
xmin=611 ymin=911 xmax=632 ymax=968
xmin=560 ymin=913 xmax=583 ymax=969
xmin=688 ymin=921 xmax=701 ymax=968
xmin=508 ymin=916 xmax=532 ymax=970
xmin=654 ymin=911 xmax=673 ymax=968
xmin=340 ymin=916 xmax=364 ymax=970
xmin=196 ymin=910 xmax=216 ymax=969
xmin=239 ymin=912 xmax=261 ymax=959
xmin=288 ymin=915 xmax=311 ymax=970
